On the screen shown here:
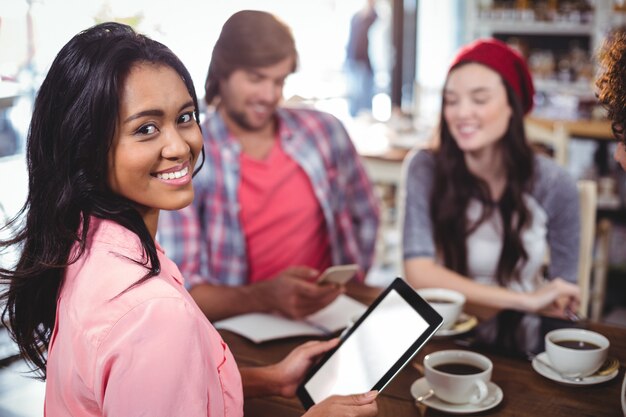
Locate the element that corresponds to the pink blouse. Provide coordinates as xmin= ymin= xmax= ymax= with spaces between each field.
xmin=44 ymin=217 xmax=243 ymax=416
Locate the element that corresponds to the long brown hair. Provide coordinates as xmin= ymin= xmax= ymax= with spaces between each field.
xmin=431 ymin=64 xmax=535 ymax=286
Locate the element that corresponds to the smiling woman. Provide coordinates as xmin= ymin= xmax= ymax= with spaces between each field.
xmin=0 ymin=21 xmax=377 ymax=417
xmin=402 ymin=39 xmax=582 ymax=319
xmin=107 ymin=63 xmax=203 ymax=236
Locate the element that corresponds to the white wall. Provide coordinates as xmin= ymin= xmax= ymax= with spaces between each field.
xmin=415 ymin=0 xmax=462 ymax=120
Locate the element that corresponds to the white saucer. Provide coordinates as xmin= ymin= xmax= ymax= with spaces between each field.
xmin=531 ymin=352 xmax=619 ymax=386
xmin=434 ymin=313 xmax=478 ymax=337
xmin=410 ymin=377 xmax=503 ymax=414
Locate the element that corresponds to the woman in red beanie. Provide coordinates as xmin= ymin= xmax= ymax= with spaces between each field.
xmin=401 ymin=39 xmax=581 ymax=318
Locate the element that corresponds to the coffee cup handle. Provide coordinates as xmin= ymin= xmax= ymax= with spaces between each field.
xmin=469 ymin=380 xmax=489 ymax=404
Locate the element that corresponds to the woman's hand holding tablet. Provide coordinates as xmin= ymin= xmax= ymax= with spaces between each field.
xmin=296 ymin=277 xmax=443 ymax=409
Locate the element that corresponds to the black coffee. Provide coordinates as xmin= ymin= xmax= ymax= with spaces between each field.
xmin=554 ymin=340 xmax=600 ymax=350
xmin=426 ymin=298 xmax=454 ymax=304
xmin=433 ymin=363 xmax=484 ymax=375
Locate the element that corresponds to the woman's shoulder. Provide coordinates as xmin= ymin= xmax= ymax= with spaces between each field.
xmin=530 ymin=154 xmax=578 ymax=207
xmin=532 ymin=154 xmax=576 ymax=188
xmin=405 ymin=147 xmax=434 ymax=164
xmin=63 ymin=251 xmax=194 ymax=347
xmin=86 ymin=217 xmax=144 ymax=253
xmin=405 ymin=148 xmax=436 ymax=176
xmin=73 ymin=239 xmax=183 ymax=304
xmin=65 ymin=219 xmax=190 ymax=328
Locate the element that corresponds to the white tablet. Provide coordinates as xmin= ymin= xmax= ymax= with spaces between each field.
xmin=296 ymin=277 xmax=443 ymax=409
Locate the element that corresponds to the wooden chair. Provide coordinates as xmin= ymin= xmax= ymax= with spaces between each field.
xmin=524 ymin=119 xmax=569 ymax=167
xmin=590 ymin=218 xmax=612 ymax=321
xmin=576 ymin=180 xmax=597 ymax=318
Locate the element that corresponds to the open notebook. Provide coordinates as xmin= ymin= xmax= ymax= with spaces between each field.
xmin=213 ymin=295 xmax=367 ymax=343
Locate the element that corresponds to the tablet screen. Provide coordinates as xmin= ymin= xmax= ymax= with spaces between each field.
xmin=297 ymin=278 xmax=442 ymax=408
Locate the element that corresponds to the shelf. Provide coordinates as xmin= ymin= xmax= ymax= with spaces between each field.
xmin=475 ymin=20 xmax=593 ymax=36
xmin=467 ymin=0 xmax=613 ymax=53
xmin=533 ymin=79 xmax=596 ymax=99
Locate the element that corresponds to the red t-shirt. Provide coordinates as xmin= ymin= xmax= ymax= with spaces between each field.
xmin=238 ymin=140 xmax=331 ymax=283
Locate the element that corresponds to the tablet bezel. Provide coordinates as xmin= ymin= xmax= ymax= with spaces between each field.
xmin=296 ymin=277 xmax=443 ymax=409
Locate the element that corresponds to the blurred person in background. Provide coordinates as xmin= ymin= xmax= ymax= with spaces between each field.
xmin=345 ymin=0 xmax=378 ymax=117
xmin=158 ymin=10 xmax=380 ymax=322
xmin=402 ymin=39 xmax=581 ymax=318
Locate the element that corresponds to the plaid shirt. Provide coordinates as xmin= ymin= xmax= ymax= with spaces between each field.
xmin=158 ymin=107 xmax=380 ymax=288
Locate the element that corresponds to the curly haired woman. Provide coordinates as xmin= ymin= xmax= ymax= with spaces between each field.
xmin=597 ymin=28 xmax=626 ymax=170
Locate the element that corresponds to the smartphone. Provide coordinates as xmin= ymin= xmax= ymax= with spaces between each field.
xmin=317 ymin=264 xmax=359 ymax=285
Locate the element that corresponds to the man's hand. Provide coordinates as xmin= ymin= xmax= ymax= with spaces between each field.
xmin=254 ymin=266 xmax=343 ymax=319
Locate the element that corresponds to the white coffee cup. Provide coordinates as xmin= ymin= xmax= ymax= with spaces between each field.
xmin=417 ymin=288 xmax=465 ymax=330
xmin=424 ymin=350 xmax=492 ymax=405
xmin=545 ymin=329 xmax=609 ymax=377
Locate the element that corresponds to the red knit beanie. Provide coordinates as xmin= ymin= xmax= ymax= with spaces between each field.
xmin=448 ymin=38 xmax=535 ymax=115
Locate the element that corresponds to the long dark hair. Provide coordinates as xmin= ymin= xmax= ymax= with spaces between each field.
xmin=431 ymin=63 xmax=535 ymax=286
xmin=0 ymin=22 xmax=202 ymax=379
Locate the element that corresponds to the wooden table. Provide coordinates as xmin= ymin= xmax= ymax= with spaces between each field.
xmin=220 ymin=284 xmax=626 ymax=417
xmin=360 ymin=147 xmax=410 ymax=186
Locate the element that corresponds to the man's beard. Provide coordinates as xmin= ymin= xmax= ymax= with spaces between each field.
xmin=226 ymin=109 xmax=269 ymax=132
